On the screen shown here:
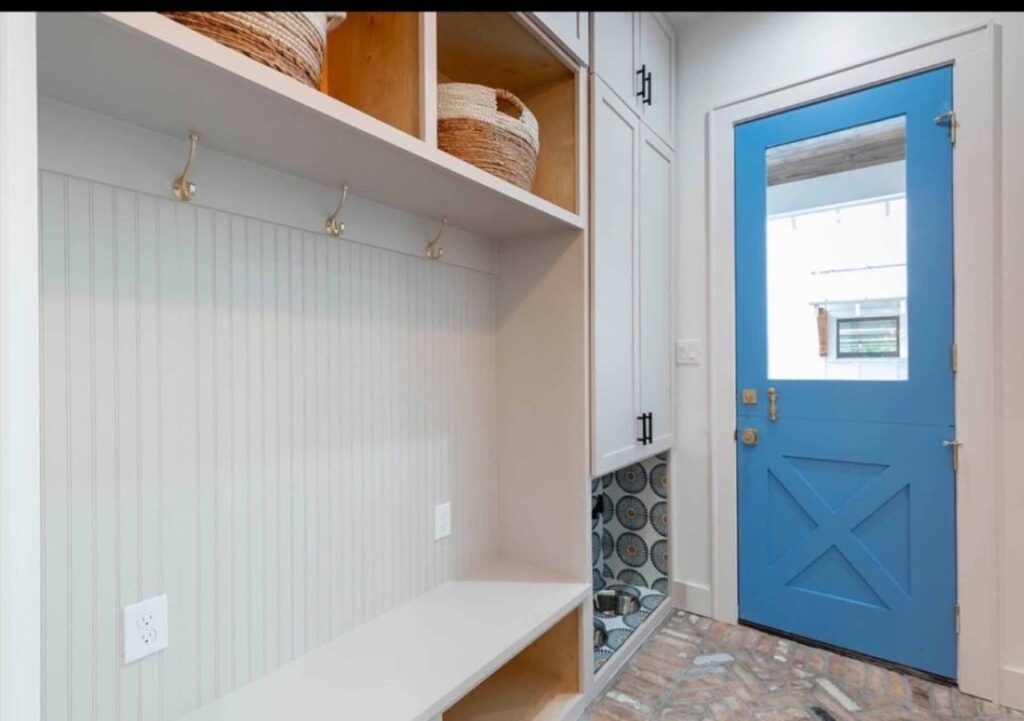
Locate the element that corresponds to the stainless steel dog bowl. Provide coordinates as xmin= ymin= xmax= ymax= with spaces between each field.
xmin=594 ymin=589 xmax=639 ymax=616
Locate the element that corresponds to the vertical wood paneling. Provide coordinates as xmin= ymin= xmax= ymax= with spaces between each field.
xmin=66 ymin=177 xmax=95 ymax=721
xmin=41 ymin=171 xmax=498 ymax=721
xmin=41 ymin=172 xmax=69 ymax=721
xmin=212 ymin=211 xmax=233 ymax=697
xmin=113 ymin=188 xmax=142 ymax=721
xmin=92 ymin=183 xmax=117 ymax=721
xmin=194 ymin=208 xmax=216 ymax=708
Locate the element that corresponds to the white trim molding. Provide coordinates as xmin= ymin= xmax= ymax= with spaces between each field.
xmin=672 ymin=580 xmax=711 ymax=618
xmin=0 ymin=11 xmax=41 ymax=721
xmin=707 ymin=22 xmax=1001 ymax=702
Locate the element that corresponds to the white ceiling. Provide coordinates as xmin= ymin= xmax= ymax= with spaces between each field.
xmin=665 ymin=12 xmax=711 ymax=31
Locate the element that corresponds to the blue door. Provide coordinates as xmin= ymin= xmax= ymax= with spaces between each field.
xmin=735 ymin=67 xmax=956 ymax=678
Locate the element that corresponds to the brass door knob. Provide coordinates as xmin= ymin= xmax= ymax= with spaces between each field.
xmin=740 ymin=428 xmax=759 ymax=445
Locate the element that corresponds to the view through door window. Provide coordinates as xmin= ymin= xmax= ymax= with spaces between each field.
xmin=765 ymin=116 xmax=908 ymax=381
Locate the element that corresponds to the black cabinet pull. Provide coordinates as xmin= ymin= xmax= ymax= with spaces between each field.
xmin=637 ymin=413 xmax=653 ymax=445
xmin=644 ymin=71 xmax=652 ymax=106
xmin=636 ymin=64 xmax=647 ymax=102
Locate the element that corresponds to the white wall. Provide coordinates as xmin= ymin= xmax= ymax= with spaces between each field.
xmin=671 ymin=10 xmax=1024 ymax=707
xmin=39 ymin=102 xmax=500 ymax=721
xmin=0 ymin=13 xmax=41 ymax=721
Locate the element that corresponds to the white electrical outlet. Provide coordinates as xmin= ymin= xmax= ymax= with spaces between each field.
xmin=123 ymin=594 xmax=169 ymax=664
xmin=434 ymin=502 xmax=452 ymax=540
xmin=675 ymin=339 xmax=703 ymax=366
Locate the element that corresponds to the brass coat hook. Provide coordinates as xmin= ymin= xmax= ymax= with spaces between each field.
xmin=325 ymin=183 xmax=349 ymax=237
xmin=172 ymin=131 xmax=200 ymax=202
xmin=427 ymin=216 xmax=447 ymax=260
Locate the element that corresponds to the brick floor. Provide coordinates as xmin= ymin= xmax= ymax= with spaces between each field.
xmin=584 ymin=611 xmax=1024 ymax=721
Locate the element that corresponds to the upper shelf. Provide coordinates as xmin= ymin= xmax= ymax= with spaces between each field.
xmin=36 ymin=12 xmax=583 ymax=239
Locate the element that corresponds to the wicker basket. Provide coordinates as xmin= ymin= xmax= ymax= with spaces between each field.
xmin=438 ymin=83 xmax=540 ymax=191
xmin=162 ymin=12 xmax=346 ymax=88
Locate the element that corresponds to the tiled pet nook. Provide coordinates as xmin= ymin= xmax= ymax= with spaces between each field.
xmin=593 ymin=582 xmax=665 ymax=672
xmin=591 ymin=453 xmax=669 ymax=672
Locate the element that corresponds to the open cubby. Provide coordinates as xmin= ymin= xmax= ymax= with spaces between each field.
xmin=444 ymin=606 xmax=582 ymax=721
xmin=323 ymin=12 xmax=422 ymax=138
xmin=437 ymin=12 xmax=579 ymax=213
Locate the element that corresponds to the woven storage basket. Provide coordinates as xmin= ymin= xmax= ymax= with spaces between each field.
xmin=162 ymin=12 xmax=346 ymax=88
xmin=438 ymin=83 xmax=540 ymax=191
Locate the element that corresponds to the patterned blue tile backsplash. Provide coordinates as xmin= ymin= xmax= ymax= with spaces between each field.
xmin=592 ymin=452 xmax=669 ymax=594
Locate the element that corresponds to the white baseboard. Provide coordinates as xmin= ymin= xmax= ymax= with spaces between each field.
xmin=672 ymin=580 xmax=712 ymax=617
xmin=1000 ymin=667 xmax=1024 ymax=712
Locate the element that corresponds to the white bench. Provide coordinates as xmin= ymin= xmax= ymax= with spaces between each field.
xmin=179 ymin=561 xmax=589 ymax=721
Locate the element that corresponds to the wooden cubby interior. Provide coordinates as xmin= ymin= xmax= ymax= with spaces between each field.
xmin=323 ymin=12 xmax=422 ymax=139
xmin=443 ymin=606 xmax=581 ymax=721
xmin=437 ymin=12 xmax=579 ymax=214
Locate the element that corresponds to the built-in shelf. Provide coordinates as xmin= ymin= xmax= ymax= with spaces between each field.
xmin=443 ymin=605 xmax=582 ymax=721
xmin=174 ymin=560 xmax=588 ymax=721
xmin=438 ymin=12 xmax=580 ymax=214
xmin=323 ymin=12 xmax=423 ymax=140
xmin=37 ymin=12 xmax=583 ymax=239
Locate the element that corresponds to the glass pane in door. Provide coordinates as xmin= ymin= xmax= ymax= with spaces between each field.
xmin=765 ymin=116 xmax=907 ymax=381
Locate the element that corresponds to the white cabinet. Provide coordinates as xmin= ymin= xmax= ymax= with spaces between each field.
xmin=638 ymin=126 xmax=673 ymax=455
xmin=591 ymin=78 xmax=674 ymax=476
xmin=638 ymin=12 xmax=674 ymax=146
xmin=592 ymin=78 xmax=642 ymax=475
xmin=592 ymin=12 xmax=638 ymax=110
xmin=530 ymin=12 xmax=590 ymax=66
xmin=590 ymin=12 xmax=674 ymax=147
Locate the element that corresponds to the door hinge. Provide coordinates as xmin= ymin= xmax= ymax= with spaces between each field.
xmin=951 ymin=343 xmax=958 ymax=373
xmin=733 ymin=429 xmax=738 ymax=442
xmin=955 ymin=603 xmax=961 ymax=634
xmin=943 ymin=439 xmax=962 ymax=472
xmin=934 ymin=110 xmax=957 ymax=145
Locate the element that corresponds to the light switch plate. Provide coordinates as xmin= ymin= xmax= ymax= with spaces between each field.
xmin=675 ymin=339 xmax=703 ymax=366
xmin=434 ymin=502 xmax=452 ymax=540
xmin=123 ymin=594 xmax=169 ymax=664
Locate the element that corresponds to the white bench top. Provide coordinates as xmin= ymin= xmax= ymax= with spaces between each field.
xmin=178 ymin=561 xmax=589 ymax=721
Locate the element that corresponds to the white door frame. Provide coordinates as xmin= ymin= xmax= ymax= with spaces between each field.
xmin=707 ymin=22 xmax=1001 ymax=701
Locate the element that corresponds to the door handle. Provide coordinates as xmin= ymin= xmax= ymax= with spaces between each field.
xmin=766 ymin=386 xmax=778 ymax=422
xmin=636 ymin=65 xmax=647 ymax=103
xmin=943 ymin=439 xmax=962 ymax=471
xmin=740 ymin=428 xmax=759 ymax=445
xmin=643 ymin=70 xmax=652 ymax=106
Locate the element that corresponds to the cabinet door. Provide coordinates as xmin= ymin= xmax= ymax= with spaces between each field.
xmin=592 ymin=78 xmax=641 ymax=476
xmin=592 ymin=12 xmax=639 ymax=113
xmin=638 ymin=126 xmax=673 ymax=454
xmin=531 ymin=12 xmax=590 ymax=66
xmin=639 ymin=12 xmax=674 ymax=146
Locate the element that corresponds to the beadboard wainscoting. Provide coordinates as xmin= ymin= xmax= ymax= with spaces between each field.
xmin=39 ymin=164 xmax=499 ymax=720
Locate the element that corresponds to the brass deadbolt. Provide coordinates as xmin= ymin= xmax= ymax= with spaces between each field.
xmin=741 ymin=388 xmax=758 ymax=405
xmin=740 ymin=428 xmax=759 ymax=445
